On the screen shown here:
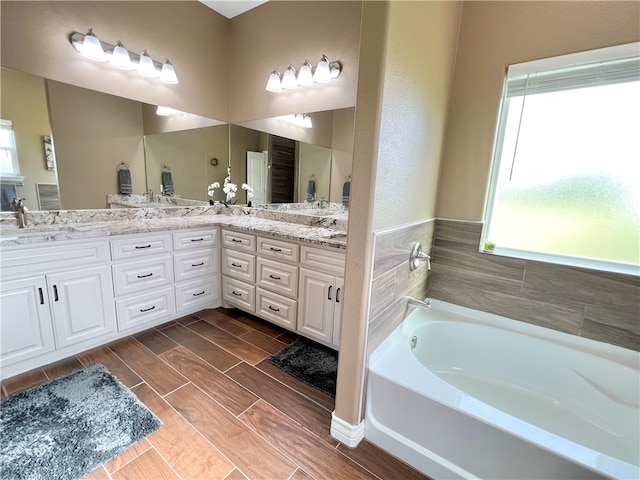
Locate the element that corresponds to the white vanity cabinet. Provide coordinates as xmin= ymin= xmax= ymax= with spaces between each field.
xmin=0 ymin=240 xmax=116 ymax=377
xmin=220 ymin=228 xmax=345 ymax=348
xmin=297 ymin=245 xmax=345 ymax=348
xmin=111 ymin=228 xmax=219 ymax=332
xmin=221 ymin=229 xmax=257 ymax=313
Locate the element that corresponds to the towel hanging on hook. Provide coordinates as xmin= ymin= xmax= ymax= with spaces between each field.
xmin=117 ymin=162 xmax=132 ymax=194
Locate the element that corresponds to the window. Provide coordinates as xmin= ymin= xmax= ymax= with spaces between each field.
xmin=0 ymin=119 xmax=23 ymax=183
xmin=483 ymin=43 xmax=640 ymax=274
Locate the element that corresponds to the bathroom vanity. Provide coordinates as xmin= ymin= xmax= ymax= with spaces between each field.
xmin=0 ymin=205 xmax=346 ymax=379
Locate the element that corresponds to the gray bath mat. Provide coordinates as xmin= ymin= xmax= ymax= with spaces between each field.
xmin=269 ymin=337 xmax=338 ymax=397
xmin=0 ymin=363 xmax=162 ymax=480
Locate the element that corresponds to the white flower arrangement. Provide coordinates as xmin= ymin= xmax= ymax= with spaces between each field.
xmin=242 ymin=183 xmax=254 ymax=200
xmin=223 ymin=182 xmax=237 ymax=203
xmin=207 ymin=182 xmax=220 ymax=198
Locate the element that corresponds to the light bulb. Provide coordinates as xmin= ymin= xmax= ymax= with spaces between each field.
xmin=281 ymin=65 xmax=298 ymax=90
xmin=302 ymin=114 xmax=313 ymax=129
xmin=110 ymin=41 xmax=133 ymax=70
xmin=313 ymin=55 xmax=331 ymax=83
xmin=156 ymin=106 xmax=174 ymax=116
xmin=297 ymin=60 xmax=313 ymax=86
xmin=160 ymin=59 xmax=179 ymax=84
xmin=138 ymin=50 xmax=158 ymax=77
xmin=80 ymin=29 xmax=105 ymax=62
xmin=265 ymin=69 xmax=282 ymax=92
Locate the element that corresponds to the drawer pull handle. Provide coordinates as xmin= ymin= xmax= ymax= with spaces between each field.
xmin=336 ymin=287 xmax=341 ymax=303
xmin=191 ymin=238 xmax=204 ymax=242
xmin=135 ymin=244 xmax=152 ymax=249
xmin=231 ymin=262 xmax=242 ymax=268
xmin=38 ymin=287 xmax=45 ymax=305
xmin=327 ymin=285 xmax=332 ymax=301
xmin=137 ymin=273 xmax=153 ymax=279
xmin=192 ymin=262 xmax=205 ymax=267
xmin=268 ymin=305 xmax=280 ymax=312
xmin=53 ymin=285 xmax=59 ymax=302
xmin=268 ymin=274 xmax=281 ymax=280
xmin=193 ymin=291 xmax=206 ymax=297
xmin=231 ymin=290 xmax=242 ymax=297
xmin=269 ymin=247 xmax=282 ymax=252
xmin=231 ymin=238 xmax=242 ymax=243
xmin=140 ymin=305 xmax=156 ymax=312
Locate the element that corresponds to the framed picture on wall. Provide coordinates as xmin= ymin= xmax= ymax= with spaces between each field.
xmin=43 ymin=135 xmax=56 ymax=171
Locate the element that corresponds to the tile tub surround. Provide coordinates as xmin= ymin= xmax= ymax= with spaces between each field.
xmin=427 ymin=219 xmax=640 ymax=351
xmin=367 ymin=220 xmax=434 ymax=356
xmin=0 ymin=207 xmax=347 ymax=250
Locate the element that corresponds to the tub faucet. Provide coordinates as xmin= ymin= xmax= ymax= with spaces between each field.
xmin=406 ymin=297 xmax=432 ymax=310
xmin=10 ymin=198 xmax=28 ymax=228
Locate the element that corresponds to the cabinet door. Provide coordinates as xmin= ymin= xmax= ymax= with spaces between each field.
xmin=48 ymin=265 xmax=117 ymax=348
xmin=332 ymin=277 xmax=344 ymax=348
xmin=0 ymin=277 xmax=55 ymax=366
xmin=297 ymin=268 xmax=334 ymax=344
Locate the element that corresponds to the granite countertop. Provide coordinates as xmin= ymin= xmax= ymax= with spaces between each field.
xmin=0 ymin=214 xmax=347 ymax=250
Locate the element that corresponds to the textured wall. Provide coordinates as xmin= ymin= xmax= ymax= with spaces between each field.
xmin=0 ymin=1 xmax=229 ymax=121
xmin=372 ymin=1 xmax=461 ymax=231
xmin=436 ymin=1 xmax=640 ymax=221
xmin=228 ymin=1 xmax=362 ymax=123
xmin=428 ymin=220 xmax=640 ymax=351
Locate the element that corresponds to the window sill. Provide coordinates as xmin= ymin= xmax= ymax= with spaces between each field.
xmin=0 ymin=175 xmax=25 ymax=185
xmin=480 ymin=246 xmax=640 ymax=277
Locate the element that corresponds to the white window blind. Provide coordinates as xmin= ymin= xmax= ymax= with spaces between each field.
xmin=0 ymin=119 xmax=22 ymax=180
xmin=506 ymin=42 xmax=640 ymax=97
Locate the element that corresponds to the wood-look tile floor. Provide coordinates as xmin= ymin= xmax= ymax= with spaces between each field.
xmin=1 ymin=307 xmax=431 ymax=480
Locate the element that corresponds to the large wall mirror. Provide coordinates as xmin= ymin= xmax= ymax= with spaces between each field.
xmin=0 ymin=66 xmax=354 ymax=213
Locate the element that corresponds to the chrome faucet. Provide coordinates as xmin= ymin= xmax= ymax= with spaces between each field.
xmin=10 ymin=198 xmax=28 ymax=228
xmin=145 ymin=189 xmax=154 ymax=202
xmin=319 ymin=197 xmax=328 ymax=209
xmin=406 ymin=297 xmax=432 ymax=309
xmin=409 ymin=242 xmax=431 ymax=271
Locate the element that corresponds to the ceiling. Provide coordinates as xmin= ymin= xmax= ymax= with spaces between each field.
xmin=199 ymin=1 xmax=269 ymax=19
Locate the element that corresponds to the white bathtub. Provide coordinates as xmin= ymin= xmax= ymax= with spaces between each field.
xmin=365 ymin=300 xmax=640 ymax=480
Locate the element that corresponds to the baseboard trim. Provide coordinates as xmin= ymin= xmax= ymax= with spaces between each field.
xmin=331 ymin=412 xmax=365 ymax=447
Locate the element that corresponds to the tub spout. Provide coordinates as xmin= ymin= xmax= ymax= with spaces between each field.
xmin=406 ymin=297 xmax=431 ymax=310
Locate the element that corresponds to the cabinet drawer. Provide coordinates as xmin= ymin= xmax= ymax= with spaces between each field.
xmin=173 ymin=229 xmax=218 ymax=251
xmin=221 ymin=229 xmax=256 ymax=252
xmin=110 ymin=234 xmax=171 ymax=260
xmin=112 ymin=255 xmax=173 ymax=296
xmin=1 ymin=240 xmax=109 ymax=274
xmin=256 ymin=257 xmax=298 ymax=298
xmin=222 ymin=276 xmax=255 ymax=313
xmin=176 ymin=277 xmax=219 ymax=313
xmin=221 ymin=249 xmax=255 ymax=283
xmin=257 ymin=237 xmax=299 ymax=263
xmin=174 ymin=249 xmax=219 ymax=282
xmin=115 ymin=286 xmax=176 ymax=332
xmin=300 ymin=245 xmax=346 ymax=276
xmin=256 ymin=288 xmax=297 ymax=331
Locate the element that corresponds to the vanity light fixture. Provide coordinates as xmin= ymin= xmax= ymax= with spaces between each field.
xmin=110 ymin=41 xmax=133 ymax=70
xmin=80 ymin=29 xmax=105 ymax=62
xmin=266 ymin=54 xmax=342 ymax=92
xmin=70 ymin=30 xmax=179 ymax=84
xmin=297 ymin=60 xmax=314 ymax=86
xmin=287 ymin=113 xmax=313 ymax=128
xmin=137 ymin=50 xmax=158 ymax=77
xmin=156 ymin=106 xmax=175 ymax=116
xmin=281 ymin=65 xmax=298 ymax=90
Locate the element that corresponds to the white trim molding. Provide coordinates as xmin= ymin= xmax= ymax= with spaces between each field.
xmin=331 ymin=411 xmax=365 ymax=447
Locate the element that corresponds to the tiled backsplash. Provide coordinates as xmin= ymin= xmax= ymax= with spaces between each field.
xmin=367 ymin=220 xmax=434 ymax=356
xmin=428 ymin=219 xmax=640 ymax=351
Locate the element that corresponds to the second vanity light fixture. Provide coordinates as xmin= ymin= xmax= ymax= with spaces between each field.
xmin=266 ymin=55 xmax=341 ymax=92
xmin=71 ymin=29 xmax=179 ymax=84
